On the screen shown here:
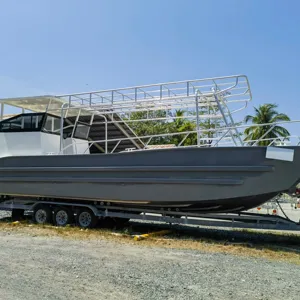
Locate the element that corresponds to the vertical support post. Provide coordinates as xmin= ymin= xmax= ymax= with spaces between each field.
xmin=104 ymin=117 xmax=108 ymax=154
xmin=89 ymin=93 xmax=92 ymax=106
xmin=195 ymin=91 xmax=200 ymax=147
xmin=160 ymin=85 xmax=163 ymax=99
xmin=0 ymin=103 xmax=4 ymax=121
xmin=187 ymin=82 xmax=189 ymax=96
xmin=87 ymin=112 xmax=95 ymax=140
xmin=60 ymin=103 xmax=68 ymax=153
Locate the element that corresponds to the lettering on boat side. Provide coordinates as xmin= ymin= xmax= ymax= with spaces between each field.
xmin=266 ymin=147 xmax=294 ymax=162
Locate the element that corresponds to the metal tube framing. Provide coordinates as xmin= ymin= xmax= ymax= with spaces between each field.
xmin=71 ymin=109 xmax=82 ymax=138
xmin=213 ymin=93 xmax=239 ymax=146
xmin=195 ymin=92 xmax=200 ymax=147
xmin=111 ymin=140 xmax=121 ymax=153
xmin=0 ymin=75 xmax=257 ymax=152
xmin=60 ymin=103 xmax=69 ymax=153
xmin=218 ymin=95 xmax=244 ymax=146
xmin=0 ymin=103 xmax=4 ymax=121
xmin=89 ymin=114 xmax=108 ymax=154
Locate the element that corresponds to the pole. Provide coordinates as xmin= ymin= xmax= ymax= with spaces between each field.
xmin=0 ymin=103 xmax=3 ymax=121
xmin=195 ymin=90 xmax=200 ymax=147
xmin=60 ymin=103 xmax=69 ymax=153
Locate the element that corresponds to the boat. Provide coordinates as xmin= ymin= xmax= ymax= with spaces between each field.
xmin=0 ymin=75 xmax=299 ymax=213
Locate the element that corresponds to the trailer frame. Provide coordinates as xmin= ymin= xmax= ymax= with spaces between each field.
xmin=0 ymin=198 xmax=299 ymax=231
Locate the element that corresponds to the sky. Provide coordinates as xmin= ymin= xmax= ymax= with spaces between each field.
xmin=0 ymin=0 xmax=300 ymax=131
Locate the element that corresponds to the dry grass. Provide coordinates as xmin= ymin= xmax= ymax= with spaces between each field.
xmin=0 ymin=220 xmax=300 ymax=265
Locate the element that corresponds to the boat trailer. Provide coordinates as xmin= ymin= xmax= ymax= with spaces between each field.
xmin=0 ymin=198 xmax=299 ymax=232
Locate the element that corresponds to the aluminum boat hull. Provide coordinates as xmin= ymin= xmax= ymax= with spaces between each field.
xmin=0 ymin=147 xmax=299 ymax=213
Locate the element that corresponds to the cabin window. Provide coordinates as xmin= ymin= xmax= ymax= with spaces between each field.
xmin=74 ymin=122 xmax=90 ymax=139
xmin=0 ymin=113 xmax=89 ymax=140
xmin=23 ymin=115 xmax=44 ymax=129
xmin=44 ymin=115 xmax=61 ymax=133
xmin=3 ymin=115 xmax=23 ymax=130
xmin=0 ymin=113 xmax=44 ymax=132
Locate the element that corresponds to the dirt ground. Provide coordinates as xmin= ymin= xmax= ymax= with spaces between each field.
xmin=0 ymin=228 xmax=299 ymax=300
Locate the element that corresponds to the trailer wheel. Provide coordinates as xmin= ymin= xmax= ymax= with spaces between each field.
xmin=33 ymin=205 xmax=52 ymax=225
xmin=11 ymin=209 xmax=25 ymax=221
xmin=53 ymin=207 xmax=74 ymax=227
xmin=76 ymin=208 xmax=98 ymax=229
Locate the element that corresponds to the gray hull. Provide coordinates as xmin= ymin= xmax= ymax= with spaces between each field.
xmin=1 ymin=147 xmax=300 ymax=213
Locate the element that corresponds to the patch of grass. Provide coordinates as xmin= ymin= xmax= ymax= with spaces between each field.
xmin=0 ymin=220 xmax=299 ymax=265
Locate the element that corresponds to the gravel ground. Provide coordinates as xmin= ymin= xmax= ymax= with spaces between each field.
xmin=0 ymin=211 xmax=11 ymax=218
xmin=0 ymin=230 xmax=299 ymax=300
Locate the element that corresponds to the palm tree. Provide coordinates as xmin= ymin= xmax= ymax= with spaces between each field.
xmin=244 ymin=103 xmax=290 ymax=146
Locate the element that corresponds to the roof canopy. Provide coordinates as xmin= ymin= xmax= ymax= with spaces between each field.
xmin=0 ymin=95 xmax=93 ymax=117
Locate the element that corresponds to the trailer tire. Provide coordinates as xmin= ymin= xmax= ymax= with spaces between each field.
xmin=76 ymin=208 xmax=98 ymax=229
xmin=33 ymin=205 xmax=52 ymax=225
xmin=53 ymin=207 xmax=74 ymax=227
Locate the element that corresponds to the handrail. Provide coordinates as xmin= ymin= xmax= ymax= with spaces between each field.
xmin=56 ymin=75 xmax=249 ymax=98
xmin=60 ymin=103 xmax=69 ymax=152
xmin=57 ymin=119 xmax=300 ymax=154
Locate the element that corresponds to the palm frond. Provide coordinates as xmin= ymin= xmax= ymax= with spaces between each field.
xmin=244 ymin=115 xmax=254 ymax=123
xmin=270 ymin=113 xmax=290 ymax=123
xmin=272 ymin=126 xmax=290 ymax=137
xmin=243 ymin=103 xmax=290 ymax=146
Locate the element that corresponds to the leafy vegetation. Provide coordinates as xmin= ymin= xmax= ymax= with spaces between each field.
xmin=126 ymin=106 xmax=221 ymax=146
xmin=125 ymin=103 xmax=291 ymax=147
xmin=244 ymin=103 xmax=290 ymax=146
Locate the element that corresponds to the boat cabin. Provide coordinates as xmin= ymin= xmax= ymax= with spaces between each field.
xmin=0 ymin=110 xmax=143 ymax=158
xmin=0 ymin=112 xmax=90 ymax=157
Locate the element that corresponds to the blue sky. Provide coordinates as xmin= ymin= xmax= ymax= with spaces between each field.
xmin=0 ymin=0 xmax=300 ymax=126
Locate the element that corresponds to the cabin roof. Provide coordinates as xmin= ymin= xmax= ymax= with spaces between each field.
xmin=0 ymin=95 xmax=64 ymax=114
xmin=0 ymin=95 xmax=95 ymax=117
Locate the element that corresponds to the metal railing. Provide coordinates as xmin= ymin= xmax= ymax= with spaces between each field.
xmin=48 ymin=75 xmax=252 ymax=153
xmin=57 ymin=119 xmax=300 ymax=155
xmin=10 ymin=74 xmax=297 ymax=155
xmin=56 ymin=75 xmax=251 ymax=115
xmin=2 ymin=73 xmax=298 ymax=155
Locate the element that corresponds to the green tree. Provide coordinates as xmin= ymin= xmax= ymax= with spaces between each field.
xmin=126 ymin=110 xmax=173 ymax=145
xmin=169 ymin=109 xmax=197 ymax=146
xmin=126 ymin=109 xmax=198 ymax=146
xmin=126 ymin=107 xmax=224 ymax=147
xmin=244 ymin=103 xmax=290 ymax=146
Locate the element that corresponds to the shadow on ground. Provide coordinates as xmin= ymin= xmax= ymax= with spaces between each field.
xmin=124 ymin=220 xmax=300 ymax=254
xmin=1 ymin=215 xmax=300 ymax=255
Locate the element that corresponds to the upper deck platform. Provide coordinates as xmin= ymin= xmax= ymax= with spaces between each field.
xmin=2 ymin=75 xmax=280 ymax=153
xmin=0 ymin=74 xmax=251 ymax=116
